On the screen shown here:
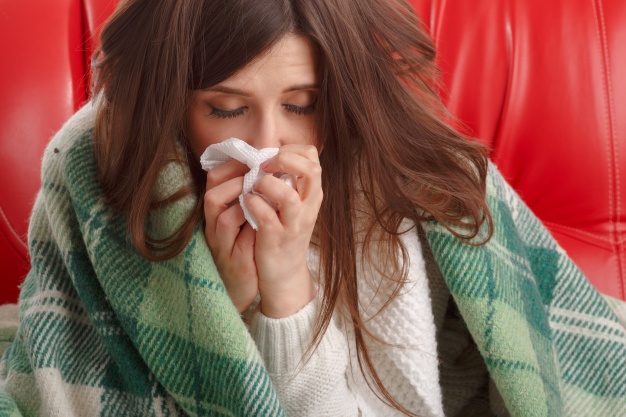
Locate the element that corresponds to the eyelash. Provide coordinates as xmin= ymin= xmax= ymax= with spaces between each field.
xmin=284 ymin=103 xmax=316 ymax=116
xmin=209 ymin=106 xmax=246 ymax=119
xmin=208 ymin=103 xmax=316 ymax=119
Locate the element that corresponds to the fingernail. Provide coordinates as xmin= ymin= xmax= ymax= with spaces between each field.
xmin=260 ymin=160 xmax=270 ymax=170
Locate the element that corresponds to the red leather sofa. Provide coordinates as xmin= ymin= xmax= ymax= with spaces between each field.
xmin=410 ymin=0 xmax=626 ymax=300
xmin=0 ymin=0 xmax=116 ymax=304
xmin=1 ymin=0 xmax=624 ymax=304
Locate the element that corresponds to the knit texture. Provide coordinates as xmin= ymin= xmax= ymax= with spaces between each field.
xmin=422 ymin=163 xmax=626 ymax=417
xmin=245 ymin=223 xmax=445 ymax=417
xmin=0 ymin=103 xmax=284 ymax=417
xmin=345 ymin=222 xmax=444 ymax=417
xmin=249 ymin=298 xmax=359 ymax=416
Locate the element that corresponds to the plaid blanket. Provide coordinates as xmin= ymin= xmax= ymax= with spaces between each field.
xmin=423 ymin=164 xmax=626 ymax=417
xmin=0 ymin=104 xmax=285 ymax=417
xmin=1 ymin=102 xmax=625 ymax=416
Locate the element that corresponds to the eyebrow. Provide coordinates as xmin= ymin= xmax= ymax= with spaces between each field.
xmin=206 ymin=83 xmax=319 ymax=96
xmin=284 ymin=83 xmax=319 ymax=93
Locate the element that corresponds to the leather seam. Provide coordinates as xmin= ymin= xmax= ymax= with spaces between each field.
xmin=432 ymin=0 xmax=446 ymax=49
xmin=489 ymin=1 xmax=513 ymax=157
xmin=597 ymin=0 xmax=624 ymax=298
xmin=80 ymin=0 xmax=90 ymax=103
xmin=0 ymin=206 xmax=29 ymax=253
xmin=543 ymin=221 xmax=626 ymax=246
xmin=592 ymin=0 xmax=622 ymax=294
xmin=618 ymin=240 xmax=626 ymax=299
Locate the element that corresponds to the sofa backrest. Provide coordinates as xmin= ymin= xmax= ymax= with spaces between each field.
xmin=411 ymin=0 xmax=625 ymax=299
xmin=1 ymin=0 xmax=624 ymax=303
xmin=0 ymin=0 xmax=116 ymax=304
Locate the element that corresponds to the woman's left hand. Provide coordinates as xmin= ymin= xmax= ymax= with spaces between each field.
xmin=245 ymin=144 xmax=323 ymax=318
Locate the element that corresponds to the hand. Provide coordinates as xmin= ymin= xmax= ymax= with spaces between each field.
xmin=203 ymin=160 xmax=258 ymax=313
xmin=245 ymin=144 xmax=322 ymax=318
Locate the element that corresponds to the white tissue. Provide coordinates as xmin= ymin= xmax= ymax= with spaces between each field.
xmin=200 ymin=138 xmax=296 ymax=230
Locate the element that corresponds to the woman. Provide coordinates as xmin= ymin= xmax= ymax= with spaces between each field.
xmin=95 ymin=0 xmax=492 ymax=414
xmin=1 ymin=0 xmax=624 ymax=416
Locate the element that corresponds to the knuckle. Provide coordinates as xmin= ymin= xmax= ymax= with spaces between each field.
xmin=215 ymin=212 xmax=232 ymax=230
xmin=206 ymin=170 xmax=220 ymax=188
xmin=256 ymin=175 xmax=269 ymax=190
xmin=203 ymin=190 xmax=220 ymax=208
xmin=295 ymin=215 xmax=315 ymax=233
xmin=309 ymin=163 xmax=322 ymax=177
xmin=284 ymin=190 xmax=301 ymax=206
xmin=305 ymin=216 xmax=318 ymax=230
xmin=275 ymin=151 xmax=288 ymax=166
xmin=256 ymin=208 xmax=275 ymax=225
xmin=305 ymin=146 xmax=318 ymax=160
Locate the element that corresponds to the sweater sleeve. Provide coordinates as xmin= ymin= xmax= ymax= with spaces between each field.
xmin=248 ymin=298 xmax=359 ymax=417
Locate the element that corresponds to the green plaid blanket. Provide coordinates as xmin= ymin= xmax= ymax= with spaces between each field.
xmin=423 ymin=164 xmax=626 ymax=417
xmin=1 ymin=103 xmax=625 ymax=416
xmin=0 ymin=105 xmax=285 ymax=417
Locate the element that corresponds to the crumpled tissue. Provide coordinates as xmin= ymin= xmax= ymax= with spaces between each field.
xmin=200 ymin=138 xmax=295 ymax=230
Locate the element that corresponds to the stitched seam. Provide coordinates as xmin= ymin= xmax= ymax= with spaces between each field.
xmin=489 ymin=2 xmax=513 ymax=157
xmin=543 ymin=221 xmax=626 ymax=245
xmin=0 ymin=206 xmax=29 ymax=252
xmin=544 ymin=223 xmax=621 ymax=252
xmin=433 ymin=0 xmax=447 ymax=48
xmin=428 ymin=0 xmax=437 ymax=35
xmin=592 ymin=0 xmax=621 ymax=293
xmin=618 ymin=240 xmax=626 ymax=299
xmin=596 ymin=0 xmax=624 ymax=298
xmin=80 ymin=0 xmax=90 ymax=103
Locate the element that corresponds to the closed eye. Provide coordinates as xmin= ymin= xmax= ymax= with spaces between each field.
xmin=284 ymin=103 xmax=316 ymax=116
xmin=209 ymin=106 xmax=247 ymax=119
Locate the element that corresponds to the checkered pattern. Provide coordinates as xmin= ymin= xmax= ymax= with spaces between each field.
xmin=0 ymin=103 xmax=285 ymax=417
xmin=423 ymin=163 xmax=626 ymax=417
xmin=2 ymin=102 xmax=625 ymax=416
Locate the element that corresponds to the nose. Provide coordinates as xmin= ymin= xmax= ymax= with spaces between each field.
xmin=251 ymin=111 xmax=283 ymax=149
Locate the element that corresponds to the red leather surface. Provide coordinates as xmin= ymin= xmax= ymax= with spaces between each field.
xmin=1 ymin=0 xmax=624 ymax=302
xmin=410 ymin=0 xmax=626 ymax=299
xmin=0 ymin=0 xmax=115 ymax=304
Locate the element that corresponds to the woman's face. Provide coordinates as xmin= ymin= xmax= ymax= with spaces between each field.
xmin=188 ymin=34 xmax=319 ymax=157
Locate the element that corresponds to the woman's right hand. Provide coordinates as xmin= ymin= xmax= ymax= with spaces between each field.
xmin=203 ymin=160 xmax=259 ymax=313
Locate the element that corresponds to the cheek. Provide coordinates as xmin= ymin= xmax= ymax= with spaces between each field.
xmin=305 ymin=120 xmax=321 ymax=150
xmin=291 ymin=117 xmax=319 ymax=148
xmin=187 ymin=113 xmax=229 ymax=156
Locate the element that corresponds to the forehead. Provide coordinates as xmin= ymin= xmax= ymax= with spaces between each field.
xmin=222 ymin=34 xmax=318 ymax=88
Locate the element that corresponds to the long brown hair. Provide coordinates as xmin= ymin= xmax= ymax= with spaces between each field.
xmin=94 ymin=0 xmax=492 ymax=414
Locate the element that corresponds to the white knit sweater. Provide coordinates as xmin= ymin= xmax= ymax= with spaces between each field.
xmin=247 ymin=221 xmax=452 ymax=417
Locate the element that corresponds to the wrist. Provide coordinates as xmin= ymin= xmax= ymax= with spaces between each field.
xmin=259 ymin=269 xmax=317 ymax=318
xmin=249 ymin=297 xmax=319 ymax=373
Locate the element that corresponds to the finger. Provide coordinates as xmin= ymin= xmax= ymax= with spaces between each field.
xmin=260 ymin=145 xmax=319 ymax=174
xmin=260 ymin=151 xmax=322 ymax=201
xmin=232 ymin=222 xmax=256 ymax=259
xmin=206 ymin=160 xmax=249 ymax=191
xmin=245 ymin=193 xmax=281 ymax=231
xmin=272 ymin=144 xmax=320 ymax=163
xmin=211 ymin=203 xmax=247 ymax=255
xmin=204 ymin=176 xmax=244 ymax=234
xmin=254 ymin=175 xmax=301 ymax=223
